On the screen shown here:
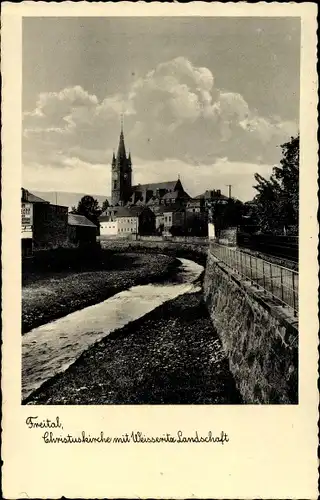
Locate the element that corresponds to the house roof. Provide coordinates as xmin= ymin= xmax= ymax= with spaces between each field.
xmin=195 ymin=190 xmax=228 ymax=200
xmin=156 ymin=205 xmax=184 ymax=215
xmin=99 ymin=214 xmax=113 ymax=222
xmin=21 ymin=188 xmax=49 ymax=204
xmin=118 ymin=205 xmax=154 ymax=218
xmin=187 ymin=198 xmax=203 ymax=205
xmin=113 ymin=207 xmax=135 ymax=218
xmin=146 ymin=196 xmax=160 ymax=206
xmin=68 ymin=213 xmax=97 ymax=227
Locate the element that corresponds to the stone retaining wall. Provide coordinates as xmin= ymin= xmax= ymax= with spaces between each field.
xmin=203 ymin=252 xmax=298 ymax=404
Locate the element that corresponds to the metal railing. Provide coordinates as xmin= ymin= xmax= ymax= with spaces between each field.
xmin=210 ymin=242 xmax=298 ymax=316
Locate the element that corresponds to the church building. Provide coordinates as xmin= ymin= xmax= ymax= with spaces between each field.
xmin=109 ymin=123 xmax=190 ymax=213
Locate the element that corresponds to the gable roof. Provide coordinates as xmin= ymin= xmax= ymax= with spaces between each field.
xmin=21 ymin=188 xmax=49 ymax=204
xmin=68 ymin=213 xmax=97 ymax=227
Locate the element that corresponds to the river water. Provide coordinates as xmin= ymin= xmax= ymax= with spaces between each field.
xmin=22 ymin=258 xmax=203 ymax=400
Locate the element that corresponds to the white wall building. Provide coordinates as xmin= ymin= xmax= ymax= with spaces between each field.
xmin=99 ymin=220 xmax=119 ymax=236
xmin=117 ymin=216 xmax=138 ymax=235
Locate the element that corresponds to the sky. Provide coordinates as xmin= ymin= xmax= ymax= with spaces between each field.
xmin=22 ymin=17 xmax=300 ymax=201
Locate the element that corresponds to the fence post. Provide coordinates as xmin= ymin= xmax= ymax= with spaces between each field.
xmin=280 ymin=267 xmax=284 ymax=303
xmin=292 ymin=272 xmax=297 ymax=316
xmin=255 ymin=257 xmax=258 ymax=287
xmin=262 ymin=260 xmax=266 ymax=292
xmin=240 ymin=251 xmax=243 ymax=276
xmin=249 ymin=255 xmax=253 ymax=284
xmin=270 ymin=263 xmax=273 ymax=296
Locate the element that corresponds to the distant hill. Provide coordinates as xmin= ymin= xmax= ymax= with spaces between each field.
xmin=31 ymin=190 xmax=110 ymax=211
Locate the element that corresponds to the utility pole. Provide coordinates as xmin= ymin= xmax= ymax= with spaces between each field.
xmin=226 ymin=184 xmax=232 ymax=199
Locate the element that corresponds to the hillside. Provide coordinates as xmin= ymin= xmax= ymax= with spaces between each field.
xmin=31 ymin=191 xmax=110 ymax=210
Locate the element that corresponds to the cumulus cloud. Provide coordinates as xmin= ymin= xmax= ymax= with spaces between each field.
xmin=23 ymin=56 xmax=298 ymax=196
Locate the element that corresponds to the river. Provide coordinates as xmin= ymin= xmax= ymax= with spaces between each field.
xmin=22 ymin=258 xmax=203 ymax=400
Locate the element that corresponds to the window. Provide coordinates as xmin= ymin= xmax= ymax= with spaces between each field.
xmin=113 ymin=180 xmax=117 ymax=189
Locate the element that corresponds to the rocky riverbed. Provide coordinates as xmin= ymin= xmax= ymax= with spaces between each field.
xmin=24 ymin=291 xmax=242 ymax=405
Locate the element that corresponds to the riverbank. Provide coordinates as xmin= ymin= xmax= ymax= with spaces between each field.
xmin=24 ymin=291 xmax=242 ymax=405
xmin=22 ymin=253 xmax=179 ymax=334
xmin=100 ymin=239 xmax=208 ymax=266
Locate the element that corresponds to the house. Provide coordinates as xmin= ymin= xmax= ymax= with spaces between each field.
xmin=68 ymin=213 xmax=98 ymax=246
xmin=99 ymin=205 xmax=155 ymax=237
xmin=156 ymin=206 xmax=186 ymax=236
xmin=194 ymin=189 xmax=229 ymax=209
xmin=116 ymin=207 xmax=139 ymax=236
xmin=186 ymin=197 xmax=205 ymax=214
xmin=99 ymin=217 xmax=119 ymax=236
xmin=21 ymin=188 xmax=69 ymax=255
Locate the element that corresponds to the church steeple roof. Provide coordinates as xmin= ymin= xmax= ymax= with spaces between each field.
xmin=117 ymin=115 xmax=127 ymax=160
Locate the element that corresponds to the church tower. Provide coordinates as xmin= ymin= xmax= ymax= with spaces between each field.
xmin=111 ymin=119 xmax=132 ymax=206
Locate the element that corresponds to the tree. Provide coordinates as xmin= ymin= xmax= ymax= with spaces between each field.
xmin=101 ymin=198 xmax=110 ymax=213
xmin=73 ymin=195 xmax=102 ymax=226
xmin=252 ymin=135 xmax=299 ymax=234
xmin=211 ymin=198 xmax=244 ymax=234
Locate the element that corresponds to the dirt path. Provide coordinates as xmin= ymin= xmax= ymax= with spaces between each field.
xmin=25 ymin=292 xmax=242 ymax=405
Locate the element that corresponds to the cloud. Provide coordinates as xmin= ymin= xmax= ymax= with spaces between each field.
xmin=23 ymin=152 xmax=274 ymax=203
xmin=23 ymin=156 xmax=111 ymax=196
xmin=23 ymin=56 xmax=298 ymax=196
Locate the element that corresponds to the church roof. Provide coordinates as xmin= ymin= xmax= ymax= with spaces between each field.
xmin=162 ymin=190 xmax=190 ymax=200
xmin=116 ymin=126 xmax=127 ymax=160
xmin=132 ymin=180 xmax=179 ymax=193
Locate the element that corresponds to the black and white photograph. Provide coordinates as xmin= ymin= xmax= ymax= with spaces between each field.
xmin=20 ymin=15 xmax=301 ymax=406
xmin=2 ymin=3 xmax=319 ymax=499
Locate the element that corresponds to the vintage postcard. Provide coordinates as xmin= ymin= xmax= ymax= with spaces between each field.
xmin=1 ymin=2 xmax=318 ymax=499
